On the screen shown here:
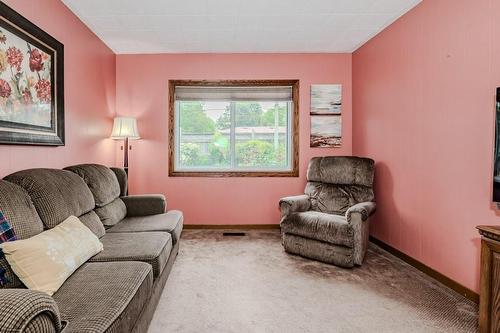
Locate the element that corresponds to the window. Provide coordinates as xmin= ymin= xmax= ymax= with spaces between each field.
xmin=169 ymin=80 xmax=299 ymax=177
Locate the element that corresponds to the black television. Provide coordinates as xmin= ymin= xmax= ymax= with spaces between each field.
xmin=494 ymin=87 xmax=500 ymax=202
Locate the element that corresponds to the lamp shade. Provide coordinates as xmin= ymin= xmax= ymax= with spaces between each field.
xmin=110 ymin=117 xmax=140 ymax=140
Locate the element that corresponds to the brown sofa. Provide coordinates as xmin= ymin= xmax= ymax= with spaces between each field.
xmin=0 ymin=164 xmax=183 ymax=332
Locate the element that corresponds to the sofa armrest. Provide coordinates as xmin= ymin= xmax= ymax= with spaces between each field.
xmin=279 ymin=195 xmax=311 ymax=218
xmin=346 ymin=201 xmax=376 ymax=223
xmin=0 ymin=289 xmax=62 ymax=332
xmin=122 ymin=195 xmax=166 ymax=217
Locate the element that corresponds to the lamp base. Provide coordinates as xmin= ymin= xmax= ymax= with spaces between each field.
xmin=123 ymin=137 xmax=129 ymax=195
xmin=123 ymin=167 xmax=129 ymax=196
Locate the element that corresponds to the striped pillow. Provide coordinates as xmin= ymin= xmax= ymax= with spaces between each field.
xmin=0 ymin=212 xmax=17 ymax=286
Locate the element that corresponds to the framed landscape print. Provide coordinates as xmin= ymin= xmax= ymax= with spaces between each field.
xmin=0 ymin=2 xmax=64 ymax=145
xmin=310 ymin=84 xmax=342 ymax=147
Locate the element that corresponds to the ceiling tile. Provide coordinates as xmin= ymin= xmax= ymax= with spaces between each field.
xmin=62 ymin=0 xmax=422 ymax=53
xmin=369 ymin=0 xmax=422 ymax=14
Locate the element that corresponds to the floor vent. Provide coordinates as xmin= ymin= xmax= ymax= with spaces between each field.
xmin=222 ymin=232 xmax=246 ymax=237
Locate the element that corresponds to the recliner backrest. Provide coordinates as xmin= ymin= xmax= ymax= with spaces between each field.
xmin=305 ymin=156 xmax=375 ymax=215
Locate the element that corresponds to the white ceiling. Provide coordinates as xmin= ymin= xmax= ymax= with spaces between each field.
xmin=62 ymin=0 xmax=421 ymax=54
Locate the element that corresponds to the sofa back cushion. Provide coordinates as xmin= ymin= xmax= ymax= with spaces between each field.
xmin=78 ymin=210 xmax=105 ymax=238
xmin=0 ymin=180 xmax=45 ymax=288
xmin=64 ymin=164 xmax=121 ymax=207
xmin=4 ymin=169 xmax=95 ymax=229
xmin=0 ymin=180 xmax=44 ymax=239
xmin=65 ymin=164 xmax=127 ymax=227
xmin=94 ymin=198 xmax=127 ymax=228
xmin=305 ymin=157 xmax=375 ymax=215
xmin=110 ymin=167 xmax=128 ymax=197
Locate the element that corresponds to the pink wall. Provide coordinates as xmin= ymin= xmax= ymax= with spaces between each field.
xmin=1 ymin=0 xmax=116 ymax=176
xmin=9 ymin=0 xmax=491 ymax=293
xmin=353 ymin=0 xmax=500 ymax=292
xmin=116 ymin=54 xmax=352 ymax=225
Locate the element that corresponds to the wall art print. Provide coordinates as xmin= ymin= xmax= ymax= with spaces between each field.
xmin=0 ymin=2 xmax=64 ymax=145
xmin=310 ymin=84 xmax=341 ymax=147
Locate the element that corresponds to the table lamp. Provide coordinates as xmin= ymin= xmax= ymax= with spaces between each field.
xmin=110 ymin=117 xmax=140 ymax=175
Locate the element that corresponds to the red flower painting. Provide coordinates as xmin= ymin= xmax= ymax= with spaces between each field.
xmin=0 ymin=79 xmax=11 ymax=98
xmin=0 ymin=26 xmax=52 ymax=126
xmin=34 ymin=79 xmax=51 ymax=103
xmin=0 ymin=2 xmax=64 ymax=146
xmin=6 ymin=46 xmax=23 ymax=72
xmin=22 ymin=88 xmax=32 ymax=104
xmin=29 ymin=49 xmax=44 ymax=72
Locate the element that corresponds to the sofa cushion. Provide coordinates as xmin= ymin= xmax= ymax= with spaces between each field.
xmin=281 ymin=211 xmax=353 ymax=248
xmin=307 ymin=156 xmax=374 ymax=186
xmin=4 ymin=169 xmax=95 ymax=229
xmin=53 ymin=261 xmax=153 ymax=333
xmin=90 ymin=232 xmax=172 ymax=278
xmin=78 ymin=211 xmax=105 ymax=238
xmin=107 ymin=211 xmax=183 ymax=245
xmin=0 ymin=180 xmax=44 ymax=288
xmin=64 ymin=164 xmax=121 ymax=207
xmin=94 ymin=198 xmax=127 ymax=227
xmin=305 ymin=182 xmax=374 ymax=215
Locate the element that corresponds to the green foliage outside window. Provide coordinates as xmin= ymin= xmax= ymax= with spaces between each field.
xmin=236 ymin=140 xmax=286 ymax=167
xmin=261 ymin=105 xmax=287 ymax=127
xmin=179 ymin=102 xmax=215 ymax=134
xmin=179 ymin=143 xmax=203 ymax=166
xmin=179 ymin=101 xmax=288 ymax=169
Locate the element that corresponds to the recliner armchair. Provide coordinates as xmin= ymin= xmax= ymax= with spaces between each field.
xmin=279 ymin=156 xmax=376 ymax=267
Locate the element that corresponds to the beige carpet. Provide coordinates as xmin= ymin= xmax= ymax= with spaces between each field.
xmin=149 ymin=230 xmax=478 ymax=333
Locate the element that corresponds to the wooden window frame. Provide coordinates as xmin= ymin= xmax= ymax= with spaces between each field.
xmin=168 ymin=79 xmax=299 ymax=177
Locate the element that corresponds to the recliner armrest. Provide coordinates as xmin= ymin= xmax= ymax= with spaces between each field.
xmin=122 ymin=195 xmax=166 ymax=217
xmin=346 ymin=202 xmax=376 ymax=222
xmin=279 ymin=195 xmax=311 ymax=218
xmin=0 ymin=289 xmax=62 ymax=332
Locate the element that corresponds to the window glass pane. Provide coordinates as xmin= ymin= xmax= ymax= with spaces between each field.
xmin=178 ymin=101 xmax=230 ymax=169
xmin=234 ymin=101 xmax=288 ymax=169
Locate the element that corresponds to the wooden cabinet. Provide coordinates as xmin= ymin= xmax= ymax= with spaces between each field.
xmin=477 ymin=225 xmax=500 ymax=333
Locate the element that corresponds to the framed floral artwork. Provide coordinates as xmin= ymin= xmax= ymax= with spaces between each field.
xmin=0 ymin=2 xmax=64 ymax=145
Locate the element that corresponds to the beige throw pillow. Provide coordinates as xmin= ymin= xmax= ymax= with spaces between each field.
xmin=0 ymin=215 xmax=103 ymax=296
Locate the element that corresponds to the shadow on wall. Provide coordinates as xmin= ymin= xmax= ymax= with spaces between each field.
xmin=490 ymin=198 xmax=500 ymax=218
xmin=371 ymin=162 xmax=397 ymax=243
xmin=374 ymin=162 xmax=484 ymax=291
